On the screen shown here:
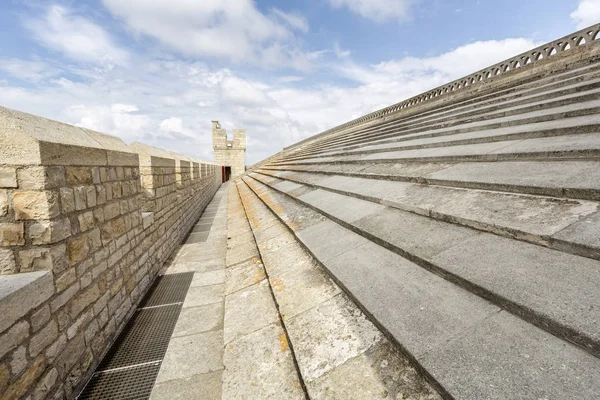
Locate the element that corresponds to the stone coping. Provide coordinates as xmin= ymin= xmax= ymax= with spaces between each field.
xmin=0 ymin=271 xmax=53 ymax=333
xmin=0 ymin=106 xmax=221 ymax=167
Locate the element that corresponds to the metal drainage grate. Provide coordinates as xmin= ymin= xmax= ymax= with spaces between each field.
xmin=78 ymin=272 xmax=194 ymax=400
xmin=78 ymin=362 xmax=161 ymax=400
xmin=98 ymin=304 xmax=182 ymax=370
xmin=138 ymin=272 xmax=194 ymax=308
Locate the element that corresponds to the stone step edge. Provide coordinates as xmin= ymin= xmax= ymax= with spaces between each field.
xmin=236 ymin=177 xmax=453 ymax=400
xmin=290 ymin=67 xmax=600 ymax=157
xmin=270 ymin=145 xmax=600 ymax=166
xmin=258 ymin=165 xmax=600 ymax=201
xmin=286 ymin=86 xmax=600 ymax=160
xmin=252 ymin=169 xmax=600 ymax=262
xmin=244 ymin=174 xmax=600 ymax=361
xmin=229 ymin=182 xmax=310 ymax=399
xmin=281 ymin=115 xmax=600 ymax=162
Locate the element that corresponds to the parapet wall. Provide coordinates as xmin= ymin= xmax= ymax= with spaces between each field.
xmin=0 ymin=107 xmax=221 ymax=399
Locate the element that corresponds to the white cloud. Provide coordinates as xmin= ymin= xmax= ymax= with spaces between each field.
xmin=160 ymin=117 xmax=184 ymax=133
xmin=271 ymin=9 xmax=309 ymax=33
xmin=102 ymin=0 xmax=317 ymax=69
xmin=328 ymin=0 xmax=417 ymax=23
xmin=24 ymin=5 xmax=128 ymax=67
xmin=0 ymin=58 xmax=61 ymax=82
xmin=571 ymin=0 xmax=600 ymax=29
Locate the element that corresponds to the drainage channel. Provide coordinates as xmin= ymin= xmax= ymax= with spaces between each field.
xmin=77 ymin=272 xmax=194 ymax=400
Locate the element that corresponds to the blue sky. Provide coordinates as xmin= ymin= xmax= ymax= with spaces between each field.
xmin=0 ymin=0 xmax=598 ymax=164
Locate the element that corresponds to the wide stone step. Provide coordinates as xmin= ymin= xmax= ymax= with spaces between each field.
xmin=280 ymin=132 xmax=600 ymax=165
xmin=234 ymin=180 xmax=442 ymax=400
xmin=289 ymin=78 xmax=600 ymax=160
xmin=262 ymin=159 xmax=600 ymax=201
xmin=252 ymin=168 xmax=600 ymax=260
xmin=288 ymin=65 xmax=600 ymax=158
xmin=291 ymin=94 xmax=600 ymax=160
xmin=279 ymin=109 xmax=600 ymax=165
xmin=249 ymin=173 xmax=600 ymax=357
xmin=239 ymin=175 xmax=600 ymax=400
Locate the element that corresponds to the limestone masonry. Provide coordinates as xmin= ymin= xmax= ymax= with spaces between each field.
xmin=0 ymin=107 xmax=221 ymax=399
xmin=212 ymin=121 xmax=246 ymax=179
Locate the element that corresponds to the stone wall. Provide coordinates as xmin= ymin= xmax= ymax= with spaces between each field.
xmin=212 ymin=120 xmax=246 ymax=178
xmin=0 ymin=106 xmax=221 ymax=399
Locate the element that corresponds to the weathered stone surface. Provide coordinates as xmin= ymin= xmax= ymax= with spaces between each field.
xmin=222 ymin=323 xmax=304 ymax=400
xmin=29 ymin=320 xmax=58 ymax=357
xmin=0 ymin=248 xmax=17 ymax=274
xmin=286 ymin=293 xmax=383 ymax=381
xmin=191 ymin=270 xmax=226 ymax=287
xmin=223 ymin=279 xmax=279 ymax=345
xmin=66 ymin=167 xmax=93 ymax=185
xmin=0 ymin=167 xmax=17 ymax=188
xmin=421 ymin=311 xmax=600 ymax=399
xmin=182 ymin=284 xmax=224 ymax=308
xmin=59 ymin=187 xmax=75 ymax=213
xmin=30 ymin=304 xmax=51 ymax=332
xmin=0 ymin=320 xmax=29 ymax=359
xmin=13 ymin=190 xmax=60 ymax=220
xmin=29 ymin=218 xmax=71 ymax=245
xmin=172 ymin=302 xmax=223 ymax=338
xmin=19 ymin=246 xmax=66 ymax=272
xmin=0 ymin=223 xmax=24 ymax=246
xmin=0 ymin=190 xmax=8 ymax=216
xmin=3 ymin=355 xmax=46 ymax=400
xmin=155 ymin=330 xmax=223 ymax=383
xmin=0 ymin=271 xmax=53 ymax=333
xmin=67 ymin=234 xmax=89 ymax=265
xmin=150 ymin=371 xmax=222 ymax=400
xmin=10 ymin=345 xmax=27 ymax=375
xmin=308 ymin=339 xmax=440 ymax=400
xmin=225 ymin=258 xmax=265 ymax=295
xmin=17 ymin=166 xmax=65 ymax=189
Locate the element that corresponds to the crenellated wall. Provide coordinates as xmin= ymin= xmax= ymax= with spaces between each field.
xmin=0 ymin=107 xmax=221 ymax=399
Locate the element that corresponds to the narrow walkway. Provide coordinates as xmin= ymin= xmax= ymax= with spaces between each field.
xmin=150 ymin=184 xmax=229 ymax=399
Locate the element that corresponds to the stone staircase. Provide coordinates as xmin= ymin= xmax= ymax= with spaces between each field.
xmin=235 ymin=28 xmax=600 ymax=399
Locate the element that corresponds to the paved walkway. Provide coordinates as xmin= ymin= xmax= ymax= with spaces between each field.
xmin=150 ymin=184 xmax=229 ymax=399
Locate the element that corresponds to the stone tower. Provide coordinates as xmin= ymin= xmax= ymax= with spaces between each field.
xmin=212 ymin=120 xmax=246 ymax=180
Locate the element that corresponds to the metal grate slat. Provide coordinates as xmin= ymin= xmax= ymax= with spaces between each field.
xmin=78 ymin=363 xmax=161 ymax=400
xmin=77 ymin=272 xmax=194 ymax=399
xmin=138 ymin=272 xmax=193 ymax=308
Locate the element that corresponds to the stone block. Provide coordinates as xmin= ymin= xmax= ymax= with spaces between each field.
xmin=60 ymin=188 xmax=75 ymax=213
xmin=0 ymin=271 xmax=53 ymax=333
xmin=29 ymin=320 xmax=58 ymax=357
xmin=0 ymin=223 xmax=24 ymax=246
xmin=0 ymin=167 xmax=17 ymax=188
xmin=0 ymin=320 xmax=29 ymax=359
xmin=74 ymin=186 xmax=87 ymax=211
xmin=19 ymin=246 xmax=67 ymax=272
xmin=10 ymin=345 xmax=27 ymax=376
xmin=69 ymin=284 xmax=99 ymax=319
xmin=67 ymin=234 xmax=90 ymax=265
xmin=0 ymin=363 xmax=8 ymax=392
xmin=17 ymin=167 xmax=65 ymax=189
xmin=2 ymin=355 xmax=46 ymax=400
xmin=86 ymin=186 xmax=96 ymax=207
xmin=66 ymin=167 xmax=93 ymax=185
xmin=13 ymin=191 xmax=60 ymax=220
xmin=30 ymin=304 xmax=51 ymax=332
xmin=78 ymin=211 xmax=95 ymax=232
xmin=0 ymin=249 xmax=17 ymax=274
xmin=0 ymin=190 xmax=8 ymax=216
xmin=31 ymin=367 xmax=58 ymax=400
xmin=29 ymin=218 xmax=71 ymax=245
